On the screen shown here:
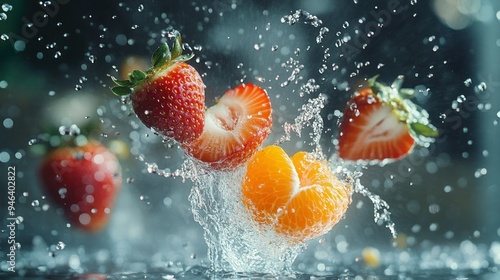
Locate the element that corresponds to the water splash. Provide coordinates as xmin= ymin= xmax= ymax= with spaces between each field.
xmin=353 ymin=178 xmax=397 ymax=238
xmin=278 ymin=94 xmax=326 ymax=157
xmin=189 ymin=169 xmax=303 ymax=274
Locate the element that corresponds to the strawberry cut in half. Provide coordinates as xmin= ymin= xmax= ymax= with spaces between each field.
xmin=338 ymin=75 xmax=438 ymax=164
xmin=182 ymin=83 xmax=272 ymax=170
xmin=111 ymin=31 xmax=205 ymax=144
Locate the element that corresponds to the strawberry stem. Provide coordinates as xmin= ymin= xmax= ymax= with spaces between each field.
xmin=110 ymin=31 xmax=194 ymax=96
xmin=368 ymin=75 xmax=439 ymax=139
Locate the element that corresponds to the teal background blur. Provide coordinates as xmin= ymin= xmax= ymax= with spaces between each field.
xmin=1 ymin=0 xmax=500 ymax=276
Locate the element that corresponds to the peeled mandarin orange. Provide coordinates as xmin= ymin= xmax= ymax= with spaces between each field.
xmin=242 ymin=145 xmax=352 ymax=242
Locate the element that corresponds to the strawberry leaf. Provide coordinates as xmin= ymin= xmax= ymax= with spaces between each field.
xmin=171 ymin=32 xmax=183 ymax=59
xmin=130 ymin=70 xmax=147 ymax=84
xmin=368 ymin=75 xmax=380 ymax=87
xmin=111 ymin=76 xmax=134 ymax=87
xmin=399 ymin=88 xmax=415 ymax=97
xmin=411 ymin=122 xmax=439 ymax=138
xmin=152 ymin=42 xmax=171 ymax=69
xmin=391 ymin=75 xmax=404 ymax=90
xmin=371 ymin=82 xmax=386 ymax=97
xmin=174 ymin=53 xmax=195 ymax=63
xmin=111 ymin=86 xmax=132 ymax=96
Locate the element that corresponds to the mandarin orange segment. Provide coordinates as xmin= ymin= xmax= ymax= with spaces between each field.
xmin=291 ymin=152 xmax=336 ymax=188
xmin=242 ymin=145 xmax=299 ymax=224
xmin=242 ymin=145 xmax=352 ymax=242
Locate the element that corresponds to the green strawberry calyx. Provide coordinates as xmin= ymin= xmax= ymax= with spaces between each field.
xmin=367 ymin=75 xmax=439 ymax=141
xmin=110 ymin=31 xmax=194 ymax=96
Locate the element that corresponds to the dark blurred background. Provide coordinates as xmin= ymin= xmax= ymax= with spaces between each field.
xmin=1 ymin=0 xmax=499 ymax=273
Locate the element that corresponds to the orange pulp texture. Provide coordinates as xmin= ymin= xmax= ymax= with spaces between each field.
xmin=242 ymin=145 xmax=352 ymax=242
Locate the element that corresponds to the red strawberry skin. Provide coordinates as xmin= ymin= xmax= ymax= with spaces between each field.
xmin=338 ymin=88 xmax=415 ymax=162
xmin=182 ymin=84 xmax=272 ymax=170
xmin=132 ymin=62 xmax=205 ymax=143
xmin=39 ymin=141 xmax=122 ymax=232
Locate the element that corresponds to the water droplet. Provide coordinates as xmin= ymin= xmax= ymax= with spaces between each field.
xmin=58 ymin=124 xmax=80 ymax=136
xmin=342 ymin=21 xmax=349 ymax=28
xmin=456 ymin=95 xmax=466 ymax=103
xmin=464 ymin=78 xmax=472 ymax=87
xmin=79 ymin=213 xmax=91 ymax=225
xmin=14 ymin=40 xmax=26 ymax=52
xmin=58 ymin=188 xmax=67 ymax=198
xmin=31 ymin=200 xmax=40 ymax=207
xmin=53 ymin=241 xmax=65 ymax=251
xmin=2 ymin=4 xmax=13 ymax=12
xmin=28 ymin=138 xmax=41 ymax=145
xmin=476 ymin=82 xmax=487 ymax=92
xmin=0 ymin=13 xmax=7 ymax=20
xmin=0 ymin=34 xmax=9 ymax=41
xmin=137 ymin=4 xmax=144 ymax=12
xmin=3 ymin=118 xmax=13 ymax=128
xmin=474 ymin=168 xmax=488 ymax=178
xmin=316 ymin=27 xmax=329 ymax=43
xmin=428 ymin=204 xmax=440 ymax=214
xmin=429 ymin=223 xmax=439 ymax=231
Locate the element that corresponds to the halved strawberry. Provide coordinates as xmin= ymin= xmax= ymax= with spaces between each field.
xmin=338 ymin=76 xmax=438 ymax=163
xmin=111 ymin=32 xmax=205 ymax=144
xmin=182 ymin=83 xmax=272 ymax=170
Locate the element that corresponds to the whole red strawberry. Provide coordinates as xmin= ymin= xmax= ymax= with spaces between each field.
xmin=39 ymin=141 xmax=122 ymax=232
xmin=111 ymin=32 xmax=205 ymax=144
xmin=338 ymin=76 xmax=438 ymax=163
